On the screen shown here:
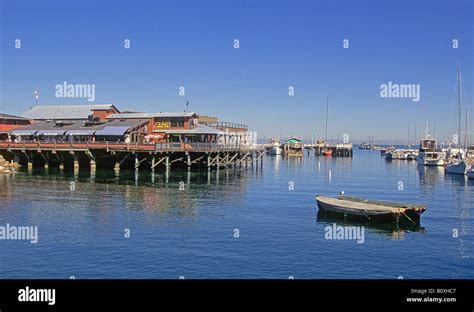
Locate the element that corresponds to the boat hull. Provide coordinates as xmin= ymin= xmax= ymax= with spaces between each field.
xmin=467 ymin=168 xmax=474 ymax=179
xmin=445 ymin=160 xmax=468 ymax=175
xmin=417 ymin=157 xmax=445 ymax=166
xmin=316 ymin=196 xmax=425 ymax=223
xmin=269 ymin=146 xmax=282 ymax=155
xmin=322 ymin=150 xmax=332 ymax=156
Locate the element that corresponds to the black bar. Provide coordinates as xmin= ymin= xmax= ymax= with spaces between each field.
xmin=0 ymin=280 xmax=472 ymax=311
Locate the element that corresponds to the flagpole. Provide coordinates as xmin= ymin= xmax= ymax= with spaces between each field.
xmin=34 ymin=90 xmax=39 ymax=106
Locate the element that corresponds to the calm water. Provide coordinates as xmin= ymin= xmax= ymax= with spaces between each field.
xmin=0 ymin=149 xmax=472 ymax=279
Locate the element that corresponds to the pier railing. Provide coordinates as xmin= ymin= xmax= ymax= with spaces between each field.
xmin=0 ymin=141 xmax=261 ymax=153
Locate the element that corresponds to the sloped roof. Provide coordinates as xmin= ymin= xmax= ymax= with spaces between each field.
xmin=22 ymin=105 xmax=119 ymax=120
xmin=0 ymin=113 xmax=30 ymax=121
xmin=108 ymin=112 xmax=197 ymax=119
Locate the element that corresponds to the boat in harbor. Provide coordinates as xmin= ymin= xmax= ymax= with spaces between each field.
xmin=380 ymin=146 xmax=395 ymax=156
xmin=282 ymin=137 xmax=304 ymax=157
xmin=322 ymin=147 xmax=333 ymax=156
xmin=316 ymin=195 xmax=426 ymax=223
xmin=416 ymin=137 xmax=445 ymax=166
xmin=467 ymin=166 xmax=474 ymax=179
xmin=358 ymin=142 xmax=372 ymax=150
xmin=385 ymin=149 xmax=418 ymax=161
xmin=268 ymin=138 xmax=282 ymax=155
xmin=446 ymin=158 xmax=468 ymax=175
xmin=445 ymin=67 xmax=470 ymax=175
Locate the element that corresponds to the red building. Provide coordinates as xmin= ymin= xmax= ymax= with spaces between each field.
xmin=0 ymin=113 xmax=31 ymax=140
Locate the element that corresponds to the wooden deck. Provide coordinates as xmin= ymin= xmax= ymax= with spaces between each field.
xmin=0 ymin=141 xmax=262 ymax=153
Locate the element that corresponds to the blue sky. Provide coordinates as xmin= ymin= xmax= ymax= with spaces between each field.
xmin=0 ymin=0 xmax=472 ymax=143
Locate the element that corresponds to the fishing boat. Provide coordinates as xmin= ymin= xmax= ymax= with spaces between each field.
xmin=268 ymin=138 xmax=282 ymax=155
xmin=316 ymin=195 xmax=426 ymax=223
xmin=282 ymin=137 xmax=304 ymax=157
xmin=322 ymin=147 xmax=333 ymax=156
xmin=416 ymin=137 xmax=445 ymax=166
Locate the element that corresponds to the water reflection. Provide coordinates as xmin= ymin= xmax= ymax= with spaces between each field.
xmin=3 ymin=167 xmax=252 ymax=215
xmin=416 ymin=165 xmax=444 ymax=195
xmin=316 ymin=211 xmax=426 ymax=240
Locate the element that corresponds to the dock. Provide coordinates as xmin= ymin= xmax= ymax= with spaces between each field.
xmin=313 ymin=143 xmax=353 ymax=157
xmin=0 ymin=141 xmax=265 ymax=171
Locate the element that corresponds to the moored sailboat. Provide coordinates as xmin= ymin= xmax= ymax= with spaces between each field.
xmin=445 ymin=158 xmax=468 ymax=175
xmin=446 ymin=67 xmax=471 ymax=175
xmin=467 ymin=166 xmax=474 ymax=179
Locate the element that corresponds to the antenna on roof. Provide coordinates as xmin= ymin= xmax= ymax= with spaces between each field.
xmin=186 ymin=101 xmax=189 ymax=112
xmin=33 ymin=89 xmax=39 ymax=106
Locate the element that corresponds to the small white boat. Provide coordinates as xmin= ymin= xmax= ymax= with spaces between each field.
xmin=268 ymin=139 xmax=282 ymax=155
xmin=316 ymin=195 xmax=426 ymax=223
xmin=445 ymin=159 xmax=468 ymax=175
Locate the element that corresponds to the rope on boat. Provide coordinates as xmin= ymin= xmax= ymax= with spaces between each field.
xmin=360 ymin=209 xmax=371 ymax=221
xmin=401 ymin=211 xmax=417 ymax=226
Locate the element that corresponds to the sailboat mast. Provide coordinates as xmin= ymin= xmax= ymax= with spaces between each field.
xmin=408 ymin=121 xmax=410 ymax=146
xmin=465 ymin=107 xmax=469 ymax=149
xmin=458 ymin=66 xmax=462 ymax=147
xmin=325 ymin=98 xmax=328 ymax=142
xmin=414 ymin=121 xmax=417 ymax=143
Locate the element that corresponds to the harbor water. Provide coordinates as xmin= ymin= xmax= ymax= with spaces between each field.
xmin=0 ymin=149 xmax=472 ymax=278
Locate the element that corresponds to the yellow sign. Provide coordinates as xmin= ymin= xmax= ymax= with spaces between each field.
xmin=155 ymin=121 xmax=170 ymax=129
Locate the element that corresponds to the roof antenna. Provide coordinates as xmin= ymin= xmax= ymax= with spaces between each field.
xmin=186 ymin=100 xmax=189 ymax=112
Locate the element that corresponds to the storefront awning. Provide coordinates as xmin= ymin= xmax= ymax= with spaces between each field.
xmin=65 ymin=129 xmax=97 ymax=136
xmin=37 ymin=130 xmax=67 ymax=136
xmin=11 ymin=129 xmax=38 ymax=136
xmin=95 ymin=126 xmax=129 ymax=136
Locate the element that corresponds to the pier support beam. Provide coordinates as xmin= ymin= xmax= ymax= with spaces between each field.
xmin=59 ymin=162 xmax=64 ymax=170
xmin=114 ymin=162 xmax=120 ymax=173
xmin=86 ymin=150 xmax=96 ymax=172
